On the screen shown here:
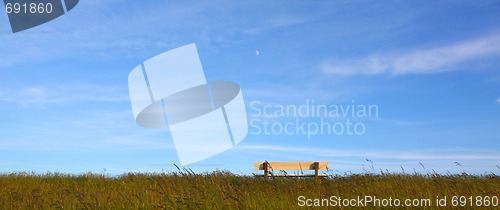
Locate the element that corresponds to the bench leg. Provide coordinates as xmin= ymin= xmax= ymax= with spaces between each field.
xmin=314 ymin=162 xmax=319 ymax=178
xmin=264 ymin=162 xmax=269 ymax=179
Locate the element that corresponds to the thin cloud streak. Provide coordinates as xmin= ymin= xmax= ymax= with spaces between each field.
xmin=0 ymin=83 xmax=128 ymax=107
xmin=237 ymin=145 xmax=500 ymax=160
xmin=322 ymin=32 xmax=500 ymax=76
xmin=244 ymin=15 xmax=307 ymax=35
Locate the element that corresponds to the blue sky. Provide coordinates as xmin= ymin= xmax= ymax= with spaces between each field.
xmin=0 ymin=0 xmax=499 ymax=175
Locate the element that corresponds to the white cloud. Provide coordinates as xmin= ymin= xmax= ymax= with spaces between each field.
xmin=0 ymin=83 xmax=128 ymax=107
xmin=237 ymin=144 xmax=500 ymax=160
xmin=322 ymin=32 xmax=500 ymax=76
xmin=0 ymin=1 xmax=224 ymax=68
xmin=497 ymin=98 xmax=500 ymax=105
xmin=244 ymin=15 xmax=306 ymax=35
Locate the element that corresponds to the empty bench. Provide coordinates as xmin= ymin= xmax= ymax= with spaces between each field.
xmin=254 ymin=161 xmax=328 ymax=178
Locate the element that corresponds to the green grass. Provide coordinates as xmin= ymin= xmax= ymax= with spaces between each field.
xmin=0 ymin=171 xmax=498 ymax=209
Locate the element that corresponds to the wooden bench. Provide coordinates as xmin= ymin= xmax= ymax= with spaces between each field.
xmin=254 ymin=161 xmax=328 ymax=178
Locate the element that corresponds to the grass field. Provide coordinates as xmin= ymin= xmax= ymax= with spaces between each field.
xmin=0 ymin=170 xmax=499 ymax=209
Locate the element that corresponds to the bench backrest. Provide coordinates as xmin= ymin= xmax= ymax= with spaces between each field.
xmin=254 ymin=162 xmax=328 ymax=171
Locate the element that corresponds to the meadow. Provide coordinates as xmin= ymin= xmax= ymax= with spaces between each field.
xmin=0 ymin=169 xmax=498 ymax=209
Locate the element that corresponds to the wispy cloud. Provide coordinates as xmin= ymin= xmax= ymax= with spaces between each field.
xmin=322 ymin=32 xmax=500 ymax=76
xmin=0 ymin=107 xmax=170 ymax=151
xmin=243 ymin=85 xmax=343 ymax=105
xmin=0 ymin=1 xmax=223 ymax=67
xmin=244 ymin=15 xmax=307 ymax=35
xmin=0 ymin=83 xmax=128 ymax=107
xmin=497 ymin=98 xmax=500 ymax=105
xmin=237 ymin=145 xmax=500 ymax=160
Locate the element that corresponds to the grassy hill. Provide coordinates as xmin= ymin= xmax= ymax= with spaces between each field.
xmin=0 ymin=171 xmax=498 ymax=209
